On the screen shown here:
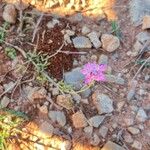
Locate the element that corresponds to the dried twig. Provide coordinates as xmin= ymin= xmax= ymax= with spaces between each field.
xmin=32 ymin=13 xmax=44 ymax=43
xmin=132 ymin=56 xmax=150 ymax=81
xmin=3 ymin=40 xmax=27 ymax=58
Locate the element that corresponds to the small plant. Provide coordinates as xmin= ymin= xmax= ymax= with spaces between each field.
xmin=58 ymin=63 xmax=107 ymax=94
xmin=27 ymin=51 xmax=50 ymax=72
xmin=36 ymin=73 xmax=48 ymax=84
xmin=5 ymin=47 xmax=17 ymax=59
xmin=0 ymin=109 xmax=28 ymax=150
xmin=136 ymin=59 xmax=150 ymax=67
xmin=58 ymin=80 xmax=75 ymax=93
xmin=111 ymin=20 xmax=121 ymax=39
xmin=0 ymin=22 xmax=10 ymax=43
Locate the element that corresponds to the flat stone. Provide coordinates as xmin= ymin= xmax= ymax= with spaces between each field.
xmin=81 ymin=26 xmax=91 ymax=35
xmin=142 ymin=15 xmax=150 ymax=29
xmin=80 ymin=88 xmax=91 ymax=98
xmin=106 ymin=74 xmax=125 ymax=85
xmin=3 ymin=82 xmax=15 ymax=93
xmin=92 ymin=93 xmax=114 ymax=114
xmin=127 ymin=89 xmax=136 ymax=101
xmin=136 ymin=31 xmax=150 ymax=43
xmin=56 ymin=94 xmax=74 ymax=110
xmin=72 ymin=93 xmax=81 ymax=103
xmin=101 ymin=141 xmax=126 ymax=150
xmin=38 ymin=105 xmax=48 ymax=114
xmin=62 ymin=140 xmax=72 ymax=150
xmin=47 ymin=18 xmax=60 ymax=29
xmin=84 ymin=126 xmax=93 ymax=136
xmin=136 ymin=108 xmax=148 ymax=122
xmin=64 ymin=67 xmax=84 ymax=90
xmin=99 ymin=126 xmax=108 ymax=138
xmin=48 ymin=111 xmax=66 ymax=126
xmin=72 ymin=36 xmax=92 ymax=49
xmin=14 ymin=1 xmax=29 ymax=10
xmin=0 ymin=85 xmax=3 ymax=95
xmin=52 ymin=88 xmax=59 ymax=96
xmin=123 ymin=133 xmax=134 ymax=144
xmin=98 ymin=54 xmax=108 ymax=64
xmin=117 ymin=101 xmax=125 ymax=112
xmin=127 ymin=127 xmax=140 ymax=135
xmin=0 ymin=96 xmax=10 ymax=108
xmin=129 ymin=0 xmax=150 ymax=25
xmin=124 ymin=118 xmax=134 ymax=126
xmin=68 ymin=13 xmax=83 ymax=22
xmin=87 ymin=32 xmax=101 ymax=49
xmin=24 ymin=86 xmax=47 ymax=102
xmin=90 ymin=133 xmax=100 ymax=146
xmin=132 ymin=140 xmax=142 ymax=150
xmin=39 ymin=121 xmax=54 ymax=137
xmin=72 ymin=111 xmax=88 ymax=128
xmin=101 ymin=34 xmax=120 ymax=52
xmin=2 ymin=4 xmax=17 ymax=24
xmin=88 ymin=115 xmax=105 ymax=128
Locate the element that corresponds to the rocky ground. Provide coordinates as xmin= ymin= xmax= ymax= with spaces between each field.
xmin=0 ymin=0 xmax=150 ymax=150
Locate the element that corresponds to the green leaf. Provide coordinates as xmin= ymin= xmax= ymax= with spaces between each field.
xmin=5 ymin=47 xmax=17 ymax=60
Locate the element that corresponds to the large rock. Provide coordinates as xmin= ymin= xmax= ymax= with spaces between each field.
xmin=72 ymin=111 xmax=88 ymax=128
xmin=92 ymin=93 xmax=114 ymax=114
xmin=64 ymin=67 xmax=84 ymax=90
xmin=56 ymin=94 xmax=74 ymax=110
xmin=2 ymin=4 xmax=17 ymax=24
xmin=129 ymin=0 xmax=150 ymax=24
xmin=72 ymin=36 xmax=92 ymax=48
xmin=87 ymin=32 xmax=101 ymax=49
xmin=48 ymin=111 xmax=66 ymax=126
xmin=88 ymin=115 xmax=105 ymax=128
xmin=101 ymin=34 xmax=120 ymax=52
xmin=101 ymin=141 xmax=126 ymax=150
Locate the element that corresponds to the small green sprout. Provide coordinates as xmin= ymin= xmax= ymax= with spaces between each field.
xmin=136 ymin=59 xmax=150 ymax=67
xmin=27 ymin=51 xmax=50 ymax=72
xmin=5 ymin=47 xmax=17 ymax=59
xmin=111 ymin=20 xmax=121 ymax=39
xmin=36 ymin=73 xmax=48 ymax=84
xmin=0 ymin=22 xmax=10 ymax=43
xmin=58 ymin=80 xmax=75 ymax=93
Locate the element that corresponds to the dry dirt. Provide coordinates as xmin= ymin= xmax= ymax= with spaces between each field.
xmin=0 ymin=0 xmax=150 ymax=150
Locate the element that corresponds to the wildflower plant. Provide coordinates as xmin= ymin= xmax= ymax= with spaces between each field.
xmin=81 ymin=62 xmax=107 ymax=84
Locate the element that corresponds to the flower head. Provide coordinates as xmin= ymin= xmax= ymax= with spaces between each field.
xmin=81 ymin=62 xmax=107 ymax=84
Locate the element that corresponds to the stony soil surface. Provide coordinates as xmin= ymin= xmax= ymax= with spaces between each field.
xmin=0 ymin=0 xmax=150 ymax=150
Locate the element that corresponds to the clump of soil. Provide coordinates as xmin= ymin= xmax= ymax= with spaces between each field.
xmin=37 ymin=16 xmax=77 ymax=79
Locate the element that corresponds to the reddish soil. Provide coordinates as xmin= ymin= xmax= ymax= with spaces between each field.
xmin=38 ymin=16 xmax=77 ymax=79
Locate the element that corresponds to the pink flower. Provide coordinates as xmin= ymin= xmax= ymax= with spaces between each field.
xmin=81 ymin=62 xmax=107 ymax=84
